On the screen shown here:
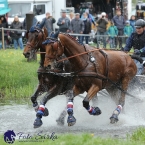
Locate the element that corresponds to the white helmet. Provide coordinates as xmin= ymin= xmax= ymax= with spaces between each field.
xmin=101 ymin=12 xmax=106 ymax=16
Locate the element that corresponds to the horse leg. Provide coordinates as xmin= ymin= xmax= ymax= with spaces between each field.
xmin=31 ymin=73 xmax=47 ymax=112
xmin=83 ymin=85 xmax=101 ymax=115
xmin=67 ymin=90 xmax=77 ymax=126
xmin=33 ymin=85 xmax=57 ymax=128
xmin=31 ymin=84 xmax=42 ymax=111
xmin=91 ymin=94 xmax=98 ymax=106
xmin=110 ymin=77 xmax=130 ymax=124
xmin=56 ymin=94 xmax=68 ymax=126
xmin=106 ymin=87 xmax=121 ymax=105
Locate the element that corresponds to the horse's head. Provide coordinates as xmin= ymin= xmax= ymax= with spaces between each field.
xmin=23 ymin=26 xmax=48 ymax=58
xmin=42 ymin=38 xmax=64 ymax=68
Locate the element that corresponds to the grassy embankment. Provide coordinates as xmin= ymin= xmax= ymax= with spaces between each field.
xmin=0 ymin=49 xmax=39 ymax=101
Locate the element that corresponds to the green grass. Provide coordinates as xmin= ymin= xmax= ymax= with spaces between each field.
xmin=0 ymin=49 xmax=39 ymax=100
xmin=0 ymin=127 xmax=145 ymax=145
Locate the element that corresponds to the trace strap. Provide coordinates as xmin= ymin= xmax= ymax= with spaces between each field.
xmin=45 ymin=71 xmax=138 ymax=100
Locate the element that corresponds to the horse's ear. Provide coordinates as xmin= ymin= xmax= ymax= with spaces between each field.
xmin=44 ymin=27 xmax=48 ymax=37
xmin=25 ymin=31 xmax=29 ymax=39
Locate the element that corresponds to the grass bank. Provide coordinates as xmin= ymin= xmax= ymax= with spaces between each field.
xmin=0 ymin=49 xmax=39 ymax=100
xmin=0 ymin=127 xmax=145 ymax=145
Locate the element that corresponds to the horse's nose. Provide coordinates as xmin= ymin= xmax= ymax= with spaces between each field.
xmin=23 ymin=52 xmax=30 ymax=58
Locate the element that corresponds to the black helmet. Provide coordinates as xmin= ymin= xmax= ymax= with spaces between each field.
xmin=135 ymin=19 xmax=145 ymax=28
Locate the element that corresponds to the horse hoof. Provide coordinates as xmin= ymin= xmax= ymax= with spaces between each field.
xmin=43 ymin=107 xmax=49 ymax=117
xmin=33 ymin=118 xmax=43 ymax=128
xmin=110 ymin=114 xmax=118 ymax=124
xmin=93 ymin=107 xmax=102 ymax=115
xmin=89 ymin=107 xmax=102 ymax=115
xmin=56 ymin=118 xmax=65 ymax=126
xmin=67 ymin=115 xmax=76 ymax=126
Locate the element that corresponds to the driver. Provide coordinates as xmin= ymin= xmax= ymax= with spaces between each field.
xmin=123 ymin=19 xmax=145 ymax=75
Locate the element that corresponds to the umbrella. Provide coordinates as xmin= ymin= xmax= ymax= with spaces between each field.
xmin=0 ymin=0 xmax=11 ymax=15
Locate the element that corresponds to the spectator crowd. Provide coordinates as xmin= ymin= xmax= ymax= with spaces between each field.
xmin=0 ymin=4 xmax=140 ymax=50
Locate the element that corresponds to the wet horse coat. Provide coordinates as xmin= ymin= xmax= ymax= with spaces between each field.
xmin=44 ymin=33 xmax=137 ymax=125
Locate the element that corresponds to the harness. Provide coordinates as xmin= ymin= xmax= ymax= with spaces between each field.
xmin=26 ymin=27 xmax=45 ymax=50
xmin=43 ymin=38 xmax=137 ymax=98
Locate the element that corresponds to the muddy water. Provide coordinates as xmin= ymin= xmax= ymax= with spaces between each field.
xmin=0 ymin=91 xmax=145 ymax=138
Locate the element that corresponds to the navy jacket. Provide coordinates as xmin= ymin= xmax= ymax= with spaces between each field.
xmin=113 ymin=15 xmax=125 ymax=30
xmin=124 ymin=31 xmax=145 ymax=55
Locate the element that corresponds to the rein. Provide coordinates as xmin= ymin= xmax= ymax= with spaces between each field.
xmin=39 ymin=38 xmax=131 ymax=63
xmin=56 ymin=48 xmax=108 ymax=63
xmin=26 ymin=29 xmax=45 ymax=50
xmin=56 ymin=49 xmax=133 ymax=63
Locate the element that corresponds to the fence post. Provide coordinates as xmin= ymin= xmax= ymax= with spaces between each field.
xmin=2 ymin=27 xmax=5 ymax=49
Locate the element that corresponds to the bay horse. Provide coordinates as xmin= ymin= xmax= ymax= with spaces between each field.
xmin=23 ymin=26 xmax=99 ymax=128
xmin=43 ymin=33 xmax=138 ymax=125
xmin=23 ymin=26 xmax=71 ymax=127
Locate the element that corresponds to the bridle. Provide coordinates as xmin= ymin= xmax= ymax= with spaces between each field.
xmin=45 ymin=39 xmax=64 ymax=60
xmin=26 ymin=28 xmax=45 ymax=51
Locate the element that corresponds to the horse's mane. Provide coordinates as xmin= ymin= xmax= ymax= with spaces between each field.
xmin=62 ymin=33 xmax=82 ymax=46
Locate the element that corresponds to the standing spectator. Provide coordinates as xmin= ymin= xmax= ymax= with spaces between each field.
xmin=107 ymin=21 xmax=118 ymax=49
xmin=84 ymin=9 xmax=96 ymax=26
xmin=96 ymin=12 xmax=108 ymax=48
xmin=81 ymin=12 xmax=91 ymax=44
xmin=66 ymin=0 xmax=72 ymax=7
xmin=57 ymin=10 xmax=70 ymax=33
xmin=88 ymin=4 xmax=96 ymax=15
xmin=10 ymin=16 xmax=23 ymax=50
xmin=41 ymin=12 xmax=56 ymax=36
xmin=69 ymin=13 xmax=84 ymax=44
xmin=113 ymin=10 xmax=125 ymax=49
xmin=124 ymin=20 xmax=133 ymax=38
xmin=129 ymin=15 xmax=136 ymax=32
xmin=75 ymin=4 xmax=80 ymax=13
xmin=69 ymin=12 xmax=75 ymax=22
xmin=0 ymin=15 xmax=8 ymax=49
xmin=106 ymin=0 xmax=113 ymax=20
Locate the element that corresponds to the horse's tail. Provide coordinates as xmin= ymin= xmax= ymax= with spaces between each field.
xmin=130 ymin=54 xmax=145 ymax=66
